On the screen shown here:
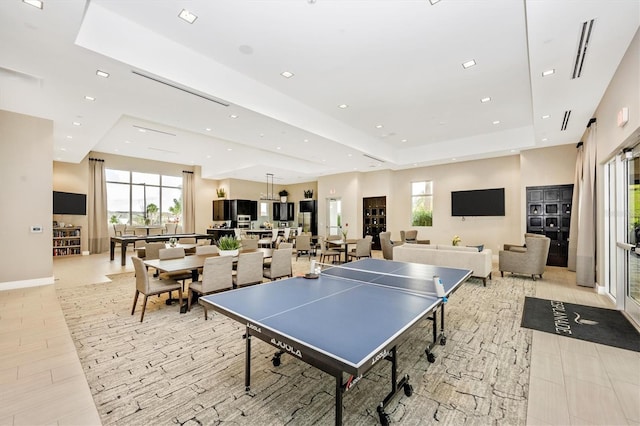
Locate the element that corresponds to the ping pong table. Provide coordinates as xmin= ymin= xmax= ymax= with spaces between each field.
xmin=199 ymin=258 xmax=471 ymax=425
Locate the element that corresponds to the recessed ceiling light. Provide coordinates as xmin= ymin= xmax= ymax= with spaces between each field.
xmin=230 ymin=114 xmax=238 ymax=119
xmin=280 ymin=71 xmax=294 ymax=78
xmin=84 ymin=95 xmax=95 ymax=101
xmin=338 ymin=104 xmax=349 ymax=109
xmin=206 ymin=155 xmax=211 ymax=159
xmin=376 ymin=124 xmax=384 ymax=129
xmin=178 ymin=9 xmax=197 ymax=24
xmin=492 ymin=120 xmax=501 ymax=125
xmin=205 ymin=128 xmax=211 ymax=131
xmin=276 ymin=146 xmax=281 ymax=150
xmin=72 ymin=121 xmax=81 ymax=126
xmin=303 ymin=139 xmax=309 ymax=142
xmin=401 ymin=139 xmax=408 ymax=143
xmin=462 ymin=59 xmax=476 ymax=69
xmin=481 ymin=97 xmax=491 ymax=103
xmin=542 ymin=69 xmax=555 ymax=77
xmin=348 ymin=154 xmax=352 ymax=157
xmin=542 ymin=138 xmax=548 ymax=142
xmin=66 ymin=135 xmax=72 ymax=139
xmin=542 ymin=114 xmax=550 ymax=119
xmin=227 ymin=148 xmax=232 ymax=151
xmin=96 ymin=70 xmax=109 ymax=78
xmin=138 ymin=128 xmax=146 ymax=133
xmin=60 ymin=148 xmax=67 ymax=152
xmin=22 ymin=0 xmax=43 ymax=9
xmin=510 ymin=149 xmax=516 ymax=153
xmin=124 ymin=140 xmax=131 ymax=144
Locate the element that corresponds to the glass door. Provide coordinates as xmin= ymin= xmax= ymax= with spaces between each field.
xmin=624 ymin=145 xmax=640 ymax=325
xmin=326 ymin=198 xmax=342 ymax=237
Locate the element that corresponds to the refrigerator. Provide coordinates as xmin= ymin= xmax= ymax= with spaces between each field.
xmin=298 ymin=200 xmax=317 ymax=235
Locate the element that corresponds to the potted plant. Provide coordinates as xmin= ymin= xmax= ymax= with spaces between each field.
xmin=303 ymin=189 xmax=313 ymax=199
xmin=279 ymin=189 xmax=289 ymax=202
xmin=217 ymin=188 xmax=226 ymax=198
xmin=217 ymin=235 xmax=241 ymax=256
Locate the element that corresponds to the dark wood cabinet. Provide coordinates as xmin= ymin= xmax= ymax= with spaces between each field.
xmin=526 ymin=184 xmax=573 ymax=267
xmin=273 ymin=202 xmax=294 ymax=221
xmin=212 ymin=200 xmax=231 ymax=221
xmin=213 ymin=199 xmax=258 ymax=221
xmin=298 ymin=200 xmax=317 ymax=235
xmin=363 ymin=196 xmax=386 ymax=250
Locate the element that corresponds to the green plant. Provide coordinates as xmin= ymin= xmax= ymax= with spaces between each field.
xmin=109 ymin=215 xmax=119 ymax=224
xmin=303 ymin=189 xmax=313 ymax=198
xmin=217 ymin=235 xmax=241 ymax=250
xmin=217 ymin=188 xmax=226 ymax=198
xmin=411 ymin=209 xmax=433 ymax=226
xmin=279 ymin=189 xmax=289 ymax=197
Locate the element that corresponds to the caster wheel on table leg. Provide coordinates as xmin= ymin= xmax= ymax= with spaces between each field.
xmin=425 ymin=350 xmax=436 ymax=363
xmin=440 ymin=336 xmax=447 ymax=345
xmin=403 ymin=383 xmax=413 ymax=397
xmin=272 ymin=356 xmax=281 ymax=367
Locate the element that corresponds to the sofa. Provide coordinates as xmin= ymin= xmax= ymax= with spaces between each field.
xmin=393 ymin=243 xmax=492 ymax=286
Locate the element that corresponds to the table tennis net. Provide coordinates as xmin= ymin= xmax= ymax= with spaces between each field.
xmin=311 ymin=261 xmax=445 ymax=298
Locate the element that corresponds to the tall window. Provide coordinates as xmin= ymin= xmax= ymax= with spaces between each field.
xmin=411 ymin=181 xmax=433 ymax=226
xmin=106 ymin=169 xmax=182 ymax=226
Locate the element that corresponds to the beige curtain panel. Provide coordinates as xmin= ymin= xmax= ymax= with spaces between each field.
xmin=88 ymin=158 xmax=109 ymax=254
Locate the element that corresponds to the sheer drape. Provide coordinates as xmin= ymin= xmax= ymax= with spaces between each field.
xmin=575 ymin=124 xmax=597 ymax=287
xmin=88 ymin=158 xmax=109 ymax=253
xmin=567 ymin=143 xmax=583 ymax=271
xmin=182 ymin=170 xmax=195 ymax=233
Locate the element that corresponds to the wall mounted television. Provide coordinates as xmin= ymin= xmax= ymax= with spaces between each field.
xmin=451 ymin=188 xmax=505 ymax=217
xmin=53 ymin=191 xmax=87 ymax=215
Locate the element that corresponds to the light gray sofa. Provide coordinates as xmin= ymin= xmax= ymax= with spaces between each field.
xmin=393 ymin=243 xmax=492 ymax=286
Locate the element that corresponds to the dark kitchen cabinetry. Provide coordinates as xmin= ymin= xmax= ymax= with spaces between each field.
xmin=298 ymin=200 xmax=317 ymax=235
xmin=213 ymin=199 xmax=258 ymax=221
xmin=526 ymin=184 xmax=573 ymax=267
xmin=273 ymin=202 xmax=294 ymax=221
xmin=363 ymin=196 xmax=386 ymax=250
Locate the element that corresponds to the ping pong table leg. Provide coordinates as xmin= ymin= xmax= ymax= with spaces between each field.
xmin=440 ymin=304 xmax=447 ymax=345
xmin=245 ymin=331 xmax=252 ymax=391
xmin=335 ymin=375 xmax=343 ymax=426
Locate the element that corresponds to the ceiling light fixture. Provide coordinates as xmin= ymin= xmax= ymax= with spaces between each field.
xmin=178 ymin=9 xmax=198 ymax=24
xmin=492 ymin=120 xmax=501 ymax=125
xmin=230 ymin=114 xmax=238 ymax=119
xmin=338 ymin=104 xmax=349 ymax=109
xmin=401 ymin=139 xmax=408 ymax=143
xmin=375 ymin=124 xmax=383 ymax=129
xmin=96 ymin=70 xmax=109 ymax=78
xmin=205 ymin=128 xmax=211 ymax=131
xmin=542 ymin=114 xmax=550 ymax=119
xmin=280 ymin=71 xmax=294 ymax=78
xmin=66 ymin=135 xmax=72 ymax=139
xmin=84 ymin=95 xmax=95 ymax=101
xmin=22 ymin=0 xmax=43 ymax=9
xmin=72 ymin=121 xmax=81 ymax=126
xmin=481 ymin=97 xmax=491 ymax=103
xmin=542 ymin=69 xmax=555 ymax=77
xmin=462 ymin=59 xmax=476 ymax=69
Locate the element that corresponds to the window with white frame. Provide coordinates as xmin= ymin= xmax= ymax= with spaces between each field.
xmin=411 ymin=181 xmax=433 ymax=226
xmin=106 ymin=169 xmax=182 ymax=226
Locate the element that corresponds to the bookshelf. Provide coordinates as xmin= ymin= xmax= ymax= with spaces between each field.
xmin=53 ymin=226 xmax=82 ymax=257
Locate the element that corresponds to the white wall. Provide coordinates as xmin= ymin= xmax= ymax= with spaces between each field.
xmin=0 ymin=110 xmax=53 ymax=285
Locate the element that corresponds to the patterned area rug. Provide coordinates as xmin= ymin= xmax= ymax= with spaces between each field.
xmin=57 ymin=270 xmax=534 ymax=425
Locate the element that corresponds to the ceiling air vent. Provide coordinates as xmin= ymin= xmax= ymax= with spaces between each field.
xmin=363 ymin=153 xmax=384 ymax=163
xmin=572 ymin=19 xmax=595 ymax=79
xmin=131 ymin=70 xmax=230 ymax=107
xmin=561 ymin=110 xmax=571 ymax=131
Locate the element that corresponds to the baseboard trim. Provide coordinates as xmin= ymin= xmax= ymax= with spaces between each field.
xmin=0 ymin=276 xmax=55 ymax=291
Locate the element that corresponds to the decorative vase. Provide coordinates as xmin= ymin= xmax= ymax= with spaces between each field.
xmin=219 ymin=249 xmax=239 ymax=257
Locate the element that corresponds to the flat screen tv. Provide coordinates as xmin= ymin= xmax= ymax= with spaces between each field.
xmin=53 ymin=191 xmax=87 ymax=215
xmin=451 ymin=188 xmax=505 ymax=217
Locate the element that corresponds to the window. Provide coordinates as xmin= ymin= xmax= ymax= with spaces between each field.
xmin=106 ymin=169 xmax=182 ymax=226
xmin=411 ymin=181 xmax=433 ymax=226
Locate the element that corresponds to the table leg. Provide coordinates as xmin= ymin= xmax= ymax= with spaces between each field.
xmin=121 ymin=241 xmax=128 ymax=266
xmin=335 ymin=374 xmax=343 ymax=426
xmin=110 ymin=239 xmax=115 ymax=261
xmin=245 ymin=330 xmax=252 ymax=391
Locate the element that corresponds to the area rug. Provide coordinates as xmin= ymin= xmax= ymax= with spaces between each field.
xmin=58 ymin=272 xmax=534 ymax=425
xmin=521 ymin=296 xmax=640 ymax=352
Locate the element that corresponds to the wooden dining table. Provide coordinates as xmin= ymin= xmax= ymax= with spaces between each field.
xmin=326 ymin=238 xmax=358 ymax=263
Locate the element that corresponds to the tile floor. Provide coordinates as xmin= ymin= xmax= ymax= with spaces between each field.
xmin=0 ymin=252 xmax=638 ymax=425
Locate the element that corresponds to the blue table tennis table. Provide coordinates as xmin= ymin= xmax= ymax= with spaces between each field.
xmin=200 ymin=258 xmax=471 ymax=425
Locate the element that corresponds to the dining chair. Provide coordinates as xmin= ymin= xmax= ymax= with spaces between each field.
xmin=143 ymin=242 xmax=166 ymax=274
xmin=347 ymin=236 xmax=373 ymax=261
xmin=195 ymin=245 xmax=219 ymax=255
xmin=295 ymin=234 xmax=312 ymax=261
xmin=241 ymin=238 xmax=259 ymax=250
xmin=158 ymin=247 xmax=193 ymax=289
xmin=189 ymin=256 xmax=234 ymax=319
xmin=178 ymin=237 xmax=197 ymax=254
xmin=320 ymin=237 xmax=341 ymax=264
xmin=131 ymin=256 xmax=182 ymax=322
xmin=283 ymin=227 xmax=291 ymax=242
xmin=233 ymin=251 xmax=264 ymax=288
xmin=263 ymin=247 xmax=293 ymax=281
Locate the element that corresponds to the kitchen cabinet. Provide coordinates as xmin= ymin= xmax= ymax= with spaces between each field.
xmin=273 ymin=202 xmax=294 ymax=221
xmin=213 ymin=199 xmax=258 ymax=221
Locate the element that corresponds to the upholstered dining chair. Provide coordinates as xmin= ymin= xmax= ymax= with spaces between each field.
xmin=158 ymin=247 xmax=193 ymax=287
xmin=240 ymin=238 xmax=259 ymax=250
xmin=295 ymin=234 xmax=312 ymax=261
xmin=379 ymin=231 xmax=395 ymax=260
xmin=189 ymin=256 xmax=234 ymax=319
xmin=401 ymin=230 xmax=418 ymax=243
xmin=347 ymin=236 xmax=373 ymax=261
xmin=499 ymin=233 xmax=551 ymax=280
xmin=320 ymin=237 xmax=341 ymax=264
xmin=263 ymin=247 xmax=293 ymax=281
xmin=283 ymin=227 xmax=291 ymax=242
xmin=195 ymin=245 xmax=219 ymax=255
xmin=143 ymin=242 xmax=166 ymax=274
xmin=131 ymin=256 xmax=182 ymax=322
xmin=233 ymin=251 xmax=264 ymax=288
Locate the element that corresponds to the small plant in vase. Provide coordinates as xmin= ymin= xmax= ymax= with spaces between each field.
xmin=303 ymin=189 xmax=313 ymax=199
xmin=342 ymin=223 xmax=349 ymax=240
xmin=217 ymin=236 xmax=241 ymax=256
xmin=452 ymin=235 xmax=461 ymax=246
xmin=217 ymin=188 xmax=226 ymax=198
xmin=279 ymin=189 xmax=289 ymax=202
xmin=168 ymin=237 xmax=177 ymax=247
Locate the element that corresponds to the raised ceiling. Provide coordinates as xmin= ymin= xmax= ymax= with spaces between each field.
xmin=0 ymin=0 xmax=638 ymax=183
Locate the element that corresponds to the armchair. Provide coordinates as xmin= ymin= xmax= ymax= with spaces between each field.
xmin=499 ymin=234 xmax=551 ymax=280
xmin=379 ymin=232 xmax=395 ymax=260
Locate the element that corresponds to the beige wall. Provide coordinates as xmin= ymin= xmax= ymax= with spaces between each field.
xmin=0 ymin=110 xmax=53 ymax=285
xmin=593 ymin=28 xmax=640 ymax=289
xmin=52 ymin=159 xmax=90 ymax=251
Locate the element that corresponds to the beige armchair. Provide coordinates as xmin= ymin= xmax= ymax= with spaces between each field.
xmin=400 ymin=230 xmax=418 ymax=243
xmin=379 ymin=231 xmax=395 ymax=260
xmin=190 ymin=256 xmax=234 ymax=319
xmin=499 ymin=234 xmax=551 ymax=280
xmin=131 ymin=257 xmax=182 ymax=322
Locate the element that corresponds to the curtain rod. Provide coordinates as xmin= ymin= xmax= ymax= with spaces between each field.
xmin=586 ymin=118 xmax=596 ymax=128
xmin=88 ymin=157 xmax=104 ymax=162
xmin=182 ymin=170 xmax=194 ymax=174
xmin=576 ymin=141 xmax=583 ymax=148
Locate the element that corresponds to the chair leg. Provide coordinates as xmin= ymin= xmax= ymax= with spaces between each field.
xmin=204 ymin=307 xmax=208 ymax=321
xmin=131 ymin=290 xmax=139 ymax=315
xmin=187 ymin=288 xmax=193 ymax=311
xmin=482 ymin=277 xmax=487 ymax=287
xmin=532 ymin=274 xmax=536 ymax=281
xmin=177 ymin=288 xmax=183 ymax=311
xmin=500 ymin=271 xmax=504 ymax=277
xmin=140 ymin=295 xmax=149 ymax=322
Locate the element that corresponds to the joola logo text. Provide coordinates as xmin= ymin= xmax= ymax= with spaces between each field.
xmin=247 ymin=323 xmax=262 ymax=333
xmin=371 ymin=349 xmax=389 ymax=366
xmin=270 ymin=338 xmax=302 ymax=358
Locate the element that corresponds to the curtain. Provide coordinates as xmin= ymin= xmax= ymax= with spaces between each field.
xmin=182 ymin=170 xmax=195 ymax=233
xmin=567 ymin=143 xmax=583 ymax=271
xmin=88 ymin=158 xmax=109 ymax=253
xmin=575 ymin=123 xmax=597 ymax=287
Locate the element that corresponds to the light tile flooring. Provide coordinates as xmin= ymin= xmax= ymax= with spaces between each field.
xmin=0 ymin=252 xmax=638 ymax=425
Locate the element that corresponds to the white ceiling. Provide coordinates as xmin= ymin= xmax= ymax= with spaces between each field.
xmin=1 ymin=0 xmax=638 ymax=184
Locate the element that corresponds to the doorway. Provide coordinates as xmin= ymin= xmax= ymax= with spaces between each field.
xmin=326 ymin=198 xmax=342 ymax=237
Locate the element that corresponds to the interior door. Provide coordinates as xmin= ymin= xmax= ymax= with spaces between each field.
xmin=326 ymin=198 xmax=342 ymax=237
xmin=623 ymin=145 xmax=640 ymax=325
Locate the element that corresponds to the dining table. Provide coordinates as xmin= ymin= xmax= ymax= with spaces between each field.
xmin=326 ymin=238 xmax=358 ymax=263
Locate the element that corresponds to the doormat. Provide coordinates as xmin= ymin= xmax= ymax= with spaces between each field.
xmin=521 ymin=297 xmax=640 ymax=352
